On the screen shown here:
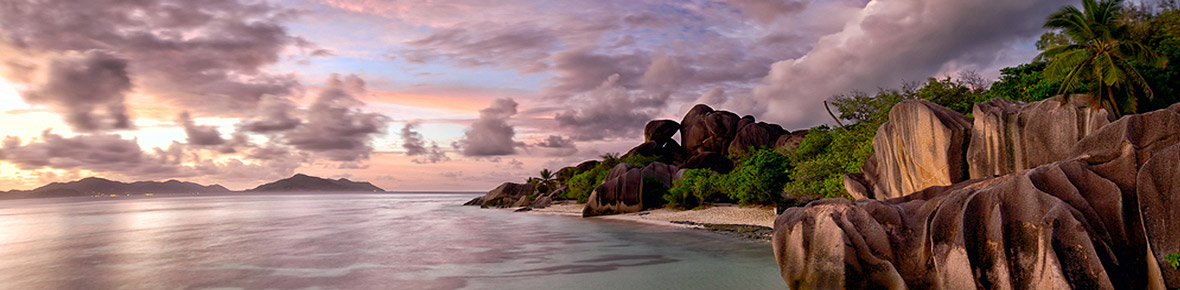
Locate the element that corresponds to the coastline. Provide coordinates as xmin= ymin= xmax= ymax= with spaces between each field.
xmin=522 ymin=201 xmax=777 ymax=241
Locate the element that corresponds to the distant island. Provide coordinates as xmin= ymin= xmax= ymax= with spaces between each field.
xmin=247 ymin=174 xmax=384 ymax=193
xmin=0 ymin=174 xmax=385 ymax=200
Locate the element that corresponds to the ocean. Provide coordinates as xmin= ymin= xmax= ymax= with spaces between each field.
xmin=0 ymin=193 xmax=786 ymax=289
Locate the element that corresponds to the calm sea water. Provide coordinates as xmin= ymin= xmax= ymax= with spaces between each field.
xmin=0 ymin=193 xmax=786 ymax=289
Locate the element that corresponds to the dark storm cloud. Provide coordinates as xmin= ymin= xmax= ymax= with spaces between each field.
xmin=454 ymin=98 xmax=524 ymax=156
xmin=15 ymin=50 xmax=133 ymax=132
xmin=284 ymin=74 xmax=388 ymax=162
xmin=179 ymin=112 xmax=226 ymax=146
xmin=554 ymin=74 xmax=668 ymax=141
xmin=0 ymin=0 xmax=303 ymax=115
xmin=400 ymin=122 xmax=450 ymax=164
xmin=754 ymin=0 xmax=1073 ymax=129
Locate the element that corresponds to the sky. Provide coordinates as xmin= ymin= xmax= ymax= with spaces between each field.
xmin=0 ymin=0 xmax=1075 ymax=191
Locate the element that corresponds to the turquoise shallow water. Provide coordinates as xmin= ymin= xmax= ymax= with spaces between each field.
xmin=0 ymin=193 xmax=786 ymax=289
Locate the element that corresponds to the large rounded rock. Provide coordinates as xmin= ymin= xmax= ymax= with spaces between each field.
xmin=644 ymin=119 xmax=680 ymax=143
xmin=967 ymin=95 xmax=1110 ymax=179
xmin=850 ymin=100 xmax=973 ymax=200
xmin=682 ymin=152 xmax=734 ymax=174
xmin=472 ymin=182 xmax=537 ymax=208
xmin=776 ymin=105 xmax=1180 ymax=290
xmin=575 ymin=160 xmax=599 ymax=172
xmin=681 ymin=104 xmax=743 ymax=155
xmin=775 ymin=129 xmax=809 ymax=151
xmin=729 ymin=122 xmax=788 ymax=156
xmin=622 ymin=139 xmax=689 ymax=164
xmin=681 ymin=104 xmax=715 ymax=154
xmin=583 ymin=162 xmax=680 ymax=217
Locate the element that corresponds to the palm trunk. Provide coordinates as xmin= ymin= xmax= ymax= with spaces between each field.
xmin=1106 ymin=84 xmax=1122 ymax=118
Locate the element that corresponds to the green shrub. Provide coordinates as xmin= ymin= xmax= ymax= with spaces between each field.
xmin=721 ymin=148 xmax=791 ymax=205
xmin=1167 ymin=252 xmax=1180 ymax=270
xmin=665 ymin=169 xmax=724 ymax=209
xmin=782 ymin=124 xmax=874 ymax=200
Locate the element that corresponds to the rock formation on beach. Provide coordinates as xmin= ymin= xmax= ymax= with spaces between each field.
xmin=774 ymin=98 xmax=1180 ymax=289
xmin=248 ymin=173 xmax=385 ymax=192
xmin=463 ymin=182 xmax=537 ymax=208
xmin=581 ymin=105 xmax=797 ymax=216
xmin=472 ymin=104 xmax=803 ymax=218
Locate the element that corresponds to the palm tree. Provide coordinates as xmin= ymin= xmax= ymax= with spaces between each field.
xmin=1036 ymin=0 xmax=1164 ymax=117
xmin=538 ymin=169 xmax=556 ymax=188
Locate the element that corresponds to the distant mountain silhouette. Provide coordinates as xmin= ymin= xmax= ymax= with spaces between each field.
xmin=1 ymin=177 xmax=230 ymax=200
xmin=247 ymin=174 xmax=385 ymax=192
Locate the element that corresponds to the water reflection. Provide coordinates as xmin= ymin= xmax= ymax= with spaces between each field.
xmin=0 ymin=194 xmax=785 ymax=289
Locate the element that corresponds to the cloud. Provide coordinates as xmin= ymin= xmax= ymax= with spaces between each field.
xmin=178 ymin=112 xmax=225 ymax=146
xmin=8 ymin=50 xmax=133 ymax=132
xmin=240 ymin=95 xmax=302 ymax=133
xmin=0 ymin=130 xmax=298 ymax=184
xmin=454 ymin=98 xmax=523 ymax=156
xmin=534 ymin=135 xmax=578 ymax=157
xmin=722 ymin=0 xmax=810 ymax=24
xmin=753 ymin=0 xmax=1071 ymax=129
xmin=554 ymin=74 xmax=668 ymax=141
xmin=400 ymin=122 xmax=449 ymax=164
xmin=284 ymin=74 xmax=388 ymax=162
xmin=0 ymin=0 xmax=304 ymax=115
xmin=402 ymin=24 xmax=559 ymax=73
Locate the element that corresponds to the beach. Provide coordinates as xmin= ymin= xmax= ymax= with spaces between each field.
xmin=526 ymin=201 xmax=777 ymax=240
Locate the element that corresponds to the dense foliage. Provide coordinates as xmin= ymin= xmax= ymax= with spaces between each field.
xmin=781 ymin=124 xmax=875 ymax=201
xmin=664 ymin=148 xmax=792 ymax=208
xmin=664 ymin=169 xmax=719 ymax=209
xmin=1037 ymin=0 xmax=1165 ymax=117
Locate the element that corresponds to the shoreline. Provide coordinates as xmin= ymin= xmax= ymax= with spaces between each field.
xmin=519 ymin=201 xmax=777 ymax=241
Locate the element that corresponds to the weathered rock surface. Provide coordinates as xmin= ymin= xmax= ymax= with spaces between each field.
xmin=622 ymin=139 xmax=688 ymax=163
xmin=645 ymin=119 xmax=681 ymax=142
xmin=681 ymin=104 xmax=742 ymax=155
xmin=583 ymin=162 xmax=679 ymax=217
xmin=967 ymin=96 xmax=1110 ymax=179
xmin=851 ymin=100 xmax=973 ymax=200
xmin=729 ymin=121 xmax=788 ymax=156
xmin=681 ymin=152 xmax=734 ymax=174
xmin=774 ymin=105 xmax=1180 ymax=290
xmin=464 ymin=182 xmax=537 ymax=208
xmin=775 ymin=129 xmax=809 ymax=151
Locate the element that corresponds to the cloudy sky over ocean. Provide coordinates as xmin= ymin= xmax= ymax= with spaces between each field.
xmin=0 ymin=0 xmax=1071 ymax=190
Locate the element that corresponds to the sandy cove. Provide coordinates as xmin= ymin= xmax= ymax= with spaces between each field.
xmin=521 ymin=201 xmax=778 ymax=240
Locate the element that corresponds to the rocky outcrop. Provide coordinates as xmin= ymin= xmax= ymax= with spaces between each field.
xmin=622 ymin=139 xmax=688 ymax=163
xmin=850 ymin=100 xmax=973 ymax=200
xmin=583 ymin=162 xmax=679 ymax=217
xmin=729 ymin=122 xmax=789 ymax=156
xmin=464 ymin=182 xmax=537 ymax=208
xmin=775 ymin=129 xmax=809 ymax=151
xmin=848 ymin=96 xmax=1112 ymax=200
xmin=774 ymin=105 xmax=1180 ymax=290
xmin=967 ymin=95 xmax=1110 ymax=179
xmin=681 ymin=104 xmax=742 ymax=155
xmin=681 ymin=152 xmax=735 ymax=174
xmin=645 ymin=119 xmax=681 ymax=142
